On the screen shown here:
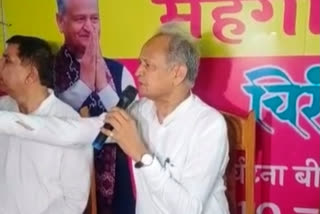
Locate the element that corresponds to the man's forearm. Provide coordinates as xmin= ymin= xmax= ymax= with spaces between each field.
xmin=0 ymin=111 xmax=103 ymax=147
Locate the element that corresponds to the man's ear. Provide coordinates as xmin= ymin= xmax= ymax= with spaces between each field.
xmin=172 ymin=64 xmax=188 ymax=86
xmin=25 ymin=66 xmax=38 ymax=85
xmin=56 ymin=13 xmax=64 ymax=33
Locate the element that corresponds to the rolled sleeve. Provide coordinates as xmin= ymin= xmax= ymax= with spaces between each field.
xmin=58 ymin=80 xmax=92 ymax=110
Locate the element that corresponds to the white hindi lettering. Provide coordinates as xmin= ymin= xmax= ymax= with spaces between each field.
xmin=292 ymin=158 xmax=320 ymax=188
xmin=256 ymin=202 xmax=281 ymax=214
xmin=255 ymin=165 xmax=288 ymax=186
xmin=293 ymin=207 xmax=319 ymax=214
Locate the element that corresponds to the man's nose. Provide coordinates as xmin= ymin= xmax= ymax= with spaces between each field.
xmin=83 ymin=18 xmax=94 ymax=32
xmin=135 ymin=64 xmax=144 ymax=77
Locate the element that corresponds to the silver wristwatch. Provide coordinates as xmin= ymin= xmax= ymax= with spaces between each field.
xmin=135 ymin=153 xmax=154 ymax=168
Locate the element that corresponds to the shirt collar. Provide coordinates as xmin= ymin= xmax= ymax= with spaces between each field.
xmin=151 ymin=92 xmax=194 ymax=127
xmin=31 ymin=89 xmax=55 ymax=115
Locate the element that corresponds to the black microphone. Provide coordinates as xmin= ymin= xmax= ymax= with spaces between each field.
xmin=92 ymin=85 xmax=138 ymax=151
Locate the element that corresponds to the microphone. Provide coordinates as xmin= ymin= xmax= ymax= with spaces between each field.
xmin=92 ymin=85 xmax=138 ymax=150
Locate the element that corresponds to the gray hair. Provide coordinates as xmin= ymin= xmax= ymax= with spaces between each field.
xmin=56 ymin=0 xmax=66 ymax=14
xmin=155 ymin=22 xmax=200 ymax=87
xmin=56 ymin=0 xmax=98 ymax=14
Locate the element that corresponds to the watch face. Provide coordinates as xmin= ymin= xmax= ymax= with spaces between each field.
xmin=135 ymin=154 xmax=154 ymax=168
xmin=141 ymin=154 xmax=153 ymax=166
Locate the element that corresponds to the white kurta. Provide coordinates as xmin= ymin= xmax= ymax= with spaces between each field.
xmin=0 ymin=90 xmax=92 ymax=214
xmin=0 ymin=93 xmax=229 ymax=214
xmin=131 ymin=94 xmax=230 ymax=214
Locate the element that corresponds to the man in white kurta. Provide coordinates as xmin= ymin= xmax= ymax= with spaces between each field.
xmin=0 ymin=35 xmax=92 ymax=214
xmin=0 ymin=93 xmax=229 ymax=214
xmin=0 ymin=90 xmax=92 ymax=214
xmin=0 ymin=27 xmax=230 ymax=213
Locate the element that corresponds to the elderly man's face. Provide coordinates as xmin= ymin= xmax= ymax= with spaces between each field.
xmin=136 ymin=35 xmax=177 ymax=99
xmin=57 ymin=0 xmax=100 ymax=54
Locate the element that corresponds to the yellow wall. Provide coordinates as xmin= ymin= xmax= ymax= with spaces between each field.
xmin=1 ymin=0 xmax=319 ymax=57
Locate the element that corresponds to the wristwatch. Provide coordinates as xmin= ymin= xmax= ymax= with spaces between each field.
xmin=135 ymin=153 xmax=154 ymax=168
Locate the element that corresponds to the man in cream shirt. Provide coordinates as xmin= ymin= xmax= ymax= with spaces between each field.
xmin=0 ymin=35 xmax=92 ymax=214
